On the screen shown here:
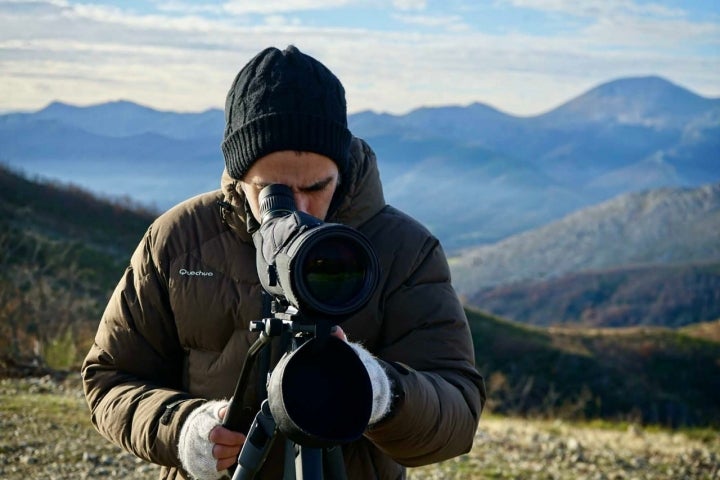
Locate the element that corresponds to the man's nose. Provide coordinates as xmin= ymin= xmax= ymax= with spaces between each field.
xmin=293 ymin=194 xmax=310 ymax=214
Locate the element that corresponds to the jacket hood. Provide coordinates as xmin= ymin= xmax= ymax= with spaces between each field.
xmin=220 ymin=136 xmax=386 ymax=242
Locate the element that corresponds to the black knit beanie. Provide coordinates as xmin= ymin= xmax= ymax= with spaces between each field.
xmin=222 ymin=45 xmax=352 ymax=180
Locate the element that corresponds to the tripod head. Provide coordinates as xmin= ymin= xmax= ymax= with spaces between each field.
xmin=226 ymin=307 xmax=372 ymax=480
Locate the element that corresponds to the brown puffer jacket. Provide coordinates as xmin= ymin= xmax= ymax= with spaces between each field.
xmin=82 ymin=137 xmax=485 ymax=479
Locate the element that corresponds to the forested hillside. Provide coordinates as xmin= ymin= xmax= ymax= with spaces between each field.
xmin=468 ymin=308 xmax=720 ymax=427
xmin=452 ymin=183 xmax=720 ymax=329
xmin=0 ymin=164 xmax=154 ymax=369
xmin=468 ymin=262 xmax=720 ymax=327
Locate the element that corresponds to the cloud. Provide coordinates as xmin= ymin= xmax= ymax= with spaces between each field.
xmin=583 ymin=14 xmax=720 ymax=50
xmin=392 ymin=0 xmax=427 ymax=11
xmin=0 ymin=0 xmax=718 ymax=116
xmin=393 ymin=13 xmax=470 ymax=31
xmin=497 ymin=0 xmax=720 ymax=49
xmin=222 ymin=0 xmax=354 ymax=15
xmin=500 ymin=0 xmax=687 ymax=19
xmin=153 ymin=2 xmax=226 ymax=15
xmin=263 ymin=15 xmax=303 ymax=27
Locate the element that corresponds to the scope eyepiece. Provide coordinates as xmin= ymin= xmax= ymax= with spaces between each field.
xmin=258 ymin=184 xmax=296 ymax=224
xmin=254 ymin=184 xmax=380 ymax=319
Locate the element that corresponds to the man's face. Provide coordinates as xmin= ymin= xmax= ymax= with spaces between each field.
xmin=240 ymin=151 xmax=340 ymax=222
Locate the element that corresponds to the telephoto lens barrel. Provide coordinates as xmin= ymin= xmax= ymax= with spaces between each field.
xmin=255 ymin=184 xmax=380 ymax=318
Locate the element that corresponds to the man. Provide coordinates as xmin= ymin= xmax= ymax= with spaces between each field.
xmin=82 ymin=45 xmax=485 ymax=479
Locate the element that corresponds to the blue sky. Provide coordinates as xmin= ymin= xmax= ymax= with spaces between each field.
xmin=1 ymin=0 xmax=719 ymax=116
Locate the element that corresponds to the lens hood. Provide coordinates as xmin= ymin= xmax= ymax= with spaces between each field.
xmin=267 ymin=337 xmax=373 ymax=448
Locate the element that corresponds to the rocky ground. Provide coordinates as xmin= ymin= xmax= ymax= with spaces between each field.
xmin=1 ymin=374 xmax=718 ymax=479
xmin=410 ymin=416 xmax=719 ymax=480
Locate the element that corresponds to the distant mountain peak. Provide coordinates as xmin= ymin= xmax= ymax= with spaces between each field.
xmin=23 ymin=99 xmax=224 ymax=140
xmin=588 ymin=76 xmax=702 ymax=104
xmin=38 ymin=99 xmax=151 ymax=116
xmin=596 ymin=75 xmax=676 ymax=90
xmin=540 ymin=76 xmax=718 ymax=129
xmin=39 ymin=100 xmax=80 ymax=114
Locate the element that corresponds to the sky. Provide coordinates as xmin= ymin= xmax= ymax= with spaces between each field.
xmin=1 ymin=0 xmax=719 ymax=116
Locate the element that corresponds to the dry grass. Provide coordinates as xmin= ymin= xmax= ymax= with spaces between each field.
xmin=1 ymin=376 xmax=718 ymax=480
xmin=681 ymin=319 xmax=720 ymax=343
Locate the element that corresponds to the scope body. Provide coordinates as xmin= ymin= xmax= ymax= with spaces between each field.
xmin=254 ymin=184 xmax=380 ymax=319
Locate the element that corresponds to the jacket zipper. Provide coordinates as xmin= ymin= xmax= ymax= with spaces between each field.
xmin=160 ymin=399 xmax=185 ymax=425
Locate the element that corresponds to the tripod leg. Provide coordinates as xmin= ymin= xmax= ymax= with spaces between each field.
xmin=296 ymin=447 xmax=324 ymax=480
xmin=323 ymin=446 xmax=347 ymax=480
xmin=283 ymin=438 xmax=296 ymax=480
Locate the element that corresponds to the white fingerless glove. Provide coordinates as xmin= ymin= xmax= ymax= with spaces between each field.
xmin=178 ymin=399 xmax=229 ymax=480
xmin=348 ymin=342 xmax=393 ymax=425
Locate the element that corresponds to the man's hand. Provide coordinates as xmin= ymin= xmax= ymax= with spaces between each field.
xmin=331 ymin=325 xmax=348 ymax=342
xmin=212 ymin=408 xmax=247 ymax=471
xmin=330 ymin=325 xmax=393 ymax=425
xmin=178 ymin=400 xmax=246 ymax=479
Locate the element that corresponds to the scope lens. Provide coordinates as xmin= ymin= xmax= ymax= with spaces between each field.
xmin=301 ymin=237 xmax=367 ymax=307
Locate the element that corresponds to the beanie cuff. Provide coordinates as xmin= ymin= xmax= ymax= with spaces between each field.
xmin=222 ymin=113 xmax=351 ymax=179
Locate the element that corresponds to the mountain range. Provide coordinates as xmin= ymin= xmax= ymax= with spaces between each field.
xmin=450 ymin=183 xmax=720 ymax=327
xmin=1 ymin=75 xmax=718 ymax=251
xmin=451 ymin=183 xmax=720 ymax=292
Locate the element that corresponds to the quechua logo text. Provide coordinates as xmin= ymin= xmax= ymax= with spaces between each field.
xmin=179 ymin=269 xmax=214 ymax=277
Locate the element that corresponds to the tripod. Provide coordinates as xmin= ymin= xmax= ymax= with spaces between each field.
xmin=222 ymin=308 xmax=353 ymax=480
